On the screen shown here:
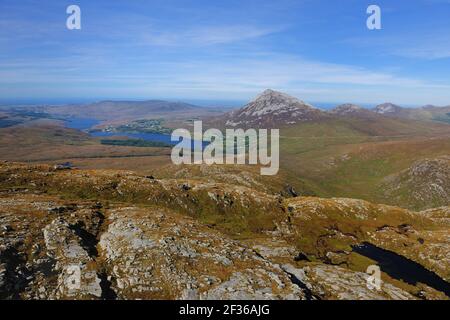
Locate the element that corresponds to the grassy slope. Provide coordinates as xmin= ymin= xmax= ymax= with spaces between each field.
xmin=279 ymin=118 xmax=450 ymax=209
xmin=1 ymin=115 xmax=449 ymax=210
xmin=407 ymin=108 xmax=450 ymax=124
xmin=0 ymin=121 xmax=171 ymax=164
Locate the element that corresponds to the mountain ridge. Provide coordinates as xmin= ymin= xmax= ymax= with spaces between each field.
xmin=212 ymin=89 xmax=450 ymax=129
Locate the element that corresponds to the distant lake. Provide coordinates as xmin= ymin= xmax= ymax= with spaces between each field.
xmin=91 ymin=131 xmax=177 ymax=145
xmin=64 ymin=117 xmax=206 ymax=147
xmin=65 ymin=118 xmax=101 ymax=131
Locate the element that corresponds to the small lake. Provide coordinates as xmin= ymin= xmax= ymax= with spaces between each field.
xmin=353 ymin=242 xmax=450 ymax=297
xmin=65 ymin=118 xmax=101 ymax=131
xmin=91 ymin=131 xmax=177 ymax=145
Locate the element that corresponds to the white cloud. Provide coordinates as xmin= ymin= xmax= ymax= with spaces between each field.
xmin=2 ymin=52 xmax=450 ymax=105
xmin=393 ymin=44 xmax=450 ymax=60
xmin=142 ymin=25 xmax=283 ymax=46
xmin=344 ymin=32 xmax=450 ymax=60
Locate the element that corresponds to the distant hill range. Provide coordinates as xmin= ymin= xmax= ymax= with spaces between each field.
xmin=0 ymin=100 xmax=223 ymax=124
xmin=50 ymin=100 xmax=226 ymax=121
xmin=330 ymin=101 xmax=450 ymax=124
xmin=372 ymin=103 xmax=450 ymax=123
xmin=328 ymin=102 xmax=450 ymax=124
xmin=1 ymin=91 xmax=450 ymax=129
xmin=330 ymin=102 xmax=450 ymax=123
xmin=210 ymin=89 xmax=450 ymax=128
xmin=330 ymin=103 xmax=377 ymax=118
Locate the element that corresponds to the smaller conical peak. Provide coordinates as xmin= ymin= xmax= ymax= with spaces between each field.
xmin=333 ymin=104 xmax=362 ymax=111
xmin=331 ymin=104 xmax=362 ymax=113
xmin=374 ymin=103 xmax=403 ymax=114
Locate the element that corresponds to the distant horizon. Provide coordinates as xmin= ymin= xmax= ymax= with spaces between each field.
xmin=0 ymin=96 xmax=438 ymax=110
xmin=0 ymin=95 xmax=439 ymax=110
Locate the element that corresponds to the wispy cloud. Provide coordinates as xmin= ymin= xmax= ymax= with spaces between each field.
xmin=2 ymin=52 xmax=449 ymax=104
xmin=141 ymin=25 xmax=284 ymax=46
xmin=344 ymin=31 xmax=450 ymax=60
xmin=0 ymin=53 xmax=427 ymax=86
xmin=392 ymin=40 xmax=450 ymax=60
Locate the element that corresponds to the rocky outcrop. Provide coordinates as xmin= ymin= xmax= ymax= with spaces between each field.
xmin=98 ymin=206 xmax=306 ymax=300
xmin=43 ymin=218 xmax=102 ymax=299
xmin=282 ymin=264 xmax=414 ymax=300
xmin=0 ymin=195 xmax=105 ymax=299
xmin=1 ymin=162 xmax=449 ymax=300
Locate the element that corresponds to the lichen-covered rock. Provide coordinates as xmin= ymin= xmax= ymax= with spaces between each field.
xmin=98 ymin=207 xmax=306 ymax=300
xmin=282 ymin=264 xmax=414 ymax=300
xmin=43 ymin=218 xmax=102 ymax=299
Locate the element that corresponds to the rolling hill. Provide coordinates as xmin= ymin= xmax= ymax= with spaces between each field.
xmin=381 ymin=156 xmax=450 ymax=209
xmin=0 ymin=100 xmax=225 ymax=128
xmin=373 ymin=103 xmax=450 ymax=124
xmin=330 ymin=103 xmax=380 ymax=119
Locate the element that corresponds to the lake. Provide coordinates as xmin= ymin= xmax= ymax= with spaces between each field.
xmin=64 ymin=117 xmax=205 ymax=147
xmin=64 ymin=117 xmax=101 ymax=131
xmin=352 ymin=242 xmax=450 ymax=297
xmin=91 ymin=131 xmax=177 ymax=145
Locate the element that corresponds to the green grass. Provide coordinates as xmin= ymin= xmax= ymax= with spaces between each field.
xmin=100 ymin=139 xmax=172 ymax=148
xmin=277 ymin=119 xmax=450 ymax=208
xmin=432 ymin=113 xmax=450 ymax=124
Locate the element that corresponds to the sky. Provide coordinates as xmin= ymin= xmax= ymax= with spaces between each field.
xmin=1 ymin=0 xmax=450 ymax=106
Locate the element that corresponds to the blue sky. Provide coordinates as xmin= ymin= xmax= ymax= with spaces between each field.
xmin=1 ymin=0 xmax=450 ymax=106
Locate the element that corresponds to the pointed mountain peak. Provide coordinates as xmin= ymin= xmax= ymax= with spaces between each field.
xmin=224 ymin=89 xmax=325 ymax=128
xmin=259 ymin=88 xmax=278 ymax=96
xmin=251 ymin=89 xmax=313 ymax=108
